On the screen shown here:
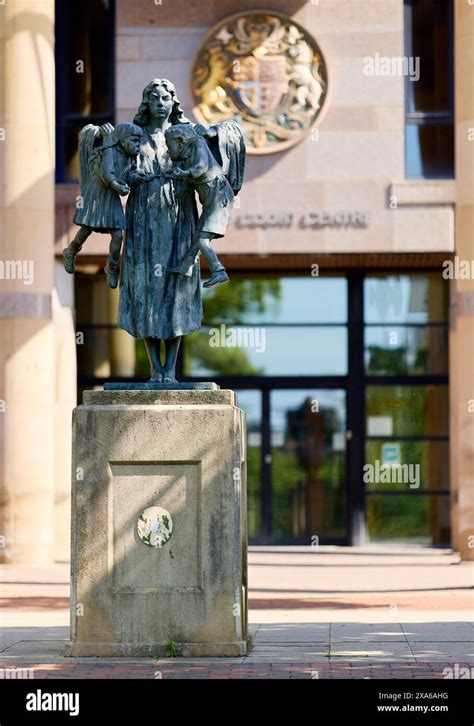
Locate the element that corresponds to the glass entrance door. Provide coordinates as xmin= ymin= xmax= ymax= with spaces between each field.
xmin=233 ymin=386 xmax=348 ymax=544
xmin=270 ymin=389 xmax=347 ymax=543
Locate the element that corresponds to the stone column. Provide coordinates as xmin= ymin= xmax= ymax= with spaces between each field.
xmin=450 ymin=0 xmax=474 ymax=560
xmin=53 ymin=262 xmax=76 ymax=562
xmin=0 ymin=0 xmax=56 ymax=563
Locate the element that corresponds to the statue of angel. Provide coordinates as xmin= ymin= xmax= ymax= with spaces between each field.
xmin=83 ymin=79 xmax=246 ymax=384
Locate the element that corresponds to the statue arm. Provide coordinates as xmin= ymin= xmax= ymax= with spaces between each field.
xmin=185 ymin=139 xmax=211 ymax=178
xmin=100 ymin=148 xmax=130 ymax=195
xmin=171 ymin=148 xmax=208 ymax=180
xmin=100 ymin=147 xmax=118 ymax=186
xmin=186 ymin=159 xmax=208 ymax=178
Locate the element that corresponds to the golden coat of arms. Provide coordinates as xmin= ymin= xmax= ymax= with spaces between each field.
xmin=191 ymin=11 xmax=329 ymax=154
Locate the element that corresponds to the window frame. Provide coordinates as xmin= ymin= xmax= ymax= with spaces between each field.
xmin=404 ymin=0 xmax=454 ymax=179
xmin=55 ymin=0 xmax=116 ymax=184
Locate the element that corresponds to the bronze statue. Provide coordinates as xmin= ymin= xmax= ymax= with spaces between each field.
xmin=64 ymin=78 xmax=245 ymax=386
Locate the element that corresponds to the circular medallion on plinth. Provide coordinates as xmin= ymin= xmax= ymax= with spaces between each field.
xmin=137 ymin=506 xmax=173 ymax=547
xmin=190 ymin=11 xmax=329 ymax=154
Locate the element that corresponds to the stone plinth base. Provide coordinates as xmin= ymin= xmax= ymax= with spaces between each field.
xmin=67 ymin=389 xmax=249 ymax=657
xmin=66 ymin=640 xmax=249 ymax=658
xmin=103 ymin=381 xmax=219 ymax=391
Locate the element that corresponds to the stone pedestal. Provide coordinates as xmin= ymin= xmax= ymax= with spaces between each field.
xmin=67 ymin=389 xmax=250 ymax=657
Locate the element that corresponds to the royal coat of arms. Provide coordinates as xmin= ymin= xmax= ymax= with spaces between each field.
xmin=191 ymin=11 xmax=329 ymax=154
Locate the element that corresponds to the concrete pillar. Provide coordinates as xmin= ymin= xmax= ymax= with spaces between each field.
xmin=53 ymin=262 xmax=76 ymax=562
xmin=0 ymin=0 xmax=56 ymax=563
xmin=450 ymin=0 xmax=474 ymax=560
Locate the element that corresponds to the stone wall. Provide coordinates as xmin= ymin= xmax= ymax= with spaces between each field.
xmin=111 ymin=0 xmax=454 ymax=258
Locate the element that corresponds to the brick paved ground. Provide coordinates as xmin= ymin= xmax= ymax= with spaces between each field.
xmin=0 ymin=660 xmax=466 ymax=679
xmin=1 ymin=547 xmax=473 ymax=679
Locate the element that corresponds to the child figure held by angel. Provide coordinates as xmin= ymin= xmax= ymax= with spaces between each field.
xmin=63 ymin=122 xmax=145 ymax=289
xmin=165 ymin=120 xmax=245 ymax=288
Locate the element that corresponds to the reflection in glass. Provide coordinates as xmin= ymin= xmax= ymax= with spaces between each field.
xmin=405 ymin=123 xmax=454 ymax=179
xmin=271 ymin=390 xmax=346 ymax=539
xmin=235 ymin=390 xmax=262 ymax=539
xmin=365 ymin=440 xmax=449 ymax=491
xmin=364 ymin=274 xmax=448 ymax=324
xmin=64 ymin=0 xmax=114 ymax=115
xmin=57 ymin=0 xmax=115 ymax=182
xmin=63 ymin=123 xmax=85 ymax=181
xmin=367 ymin=495 xmax=450 ymax=544
xmin=201 ymin=276 xmax=348 ymax=325
xmin=404 ymin=0 xmax=453 ymax=180
xmin=184 ymin=276 xmax=348 ymax=376
xmin=366 ymin=386 xmax=448 ymax=437
xmin=184 ymin=326 xmax=347 ymax=377
xmin=407 ymin=0 xmax=451 ymax=114
xmin=365 ymin=326 xmax=448 ymax=375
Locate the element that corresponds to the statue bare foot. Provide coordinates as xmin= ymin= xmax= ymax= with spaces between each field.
xmin=163 ymin=373 xmax=177 ymax=384
xmin=149 ymin=372 xmax=163 ymax=383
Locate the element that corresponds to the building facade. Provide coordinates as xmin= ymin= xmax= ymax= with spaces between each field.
xmin=1 ymin=0 xmax=473 ymax=561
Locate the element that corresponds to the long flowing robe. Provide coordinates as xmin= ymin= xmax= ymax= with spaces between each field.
xmin=118 ymin=128 xmax=203 ymax=339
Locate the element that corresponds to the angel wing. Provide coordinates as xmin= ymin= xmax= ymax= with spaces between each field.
xmin=77 ymin=124 xmax=101 ymax=189
xmin=208 ymin=120 xmax=246 ymax=196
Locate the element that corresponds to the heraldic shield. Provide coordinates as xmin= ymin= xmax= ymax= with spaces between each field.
xmin=191 ymin=11 xmax=329 ymax=153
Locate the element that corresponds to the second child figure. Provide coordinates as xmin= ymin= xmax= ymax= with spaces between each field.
xmin=164 ymin=122 xmax=244 ymax=288
xmin=63 ymin=122 xmax=145 ymax=289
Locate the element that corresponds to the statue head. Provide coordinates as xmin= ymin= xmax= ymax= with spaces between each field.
xmin=113 ymin=123 xmax=144 ymax=157
xmin=165 ymin=124 xmax=199 ymax=161
xmin=133 ymin=79 xmax=189 ymax=127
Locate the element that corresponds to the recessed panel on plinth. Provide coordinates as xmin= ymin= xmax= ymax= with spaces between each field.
xmin=111 ymin=462 xmax=200 ymax=592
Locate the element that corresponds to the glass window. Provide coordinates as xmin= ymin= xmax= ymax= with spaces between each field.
xmin=366 ymin=386 xmax=449 ymax=437
xmin=364 ymin=268 xmax=449 ymax=547
xmin=367 ymin=495 xmax=450 ymax=545
xmin=364 ymin=274 xmax=449 ymax=375
xmin=406 ymin=0 xmax=452 ymax=113
xmin=184 ymin=326 xmax=348 ymax=377
xmin=405 ymin=123 xmax=454 ymax=179
xmin=364 ymin=274 xmax=448 ymax=324
xmin=235 ymin=390 xmax=262 ymax=539
xmin=56 ymin=0 xmax=115 ymax=182
xmin=200 ymin=276 xmax=348 ymax=325
xmin=184 ymin=276 xmax=348 ymax=377
xmin=365 ymin=440 xmax=449 ymax=491
xmin=404 ymin=0 xmax=454 ymax=178
xmin=365 ymin=326 xmax=448 ymax=375
xmin=75 ymin=275 xmax=143 ymax=379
